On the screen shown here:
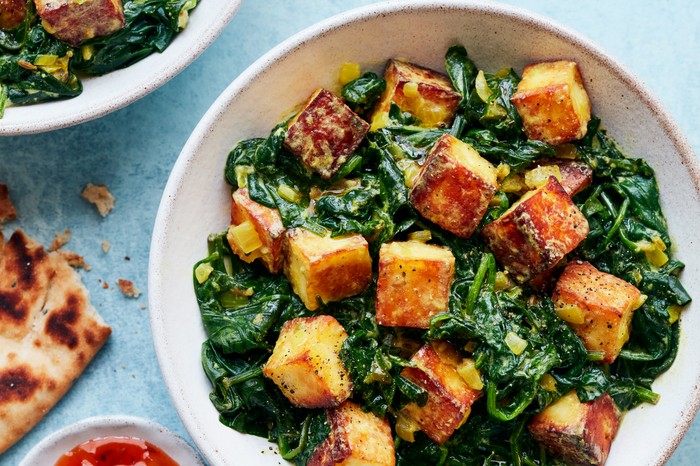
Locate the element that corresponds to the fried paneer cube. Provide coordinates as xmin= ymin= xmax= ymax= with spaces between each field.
xmin=410 ymin=134 xmax=498 ymax=238
xmin=375 ymin=241 xmax=455 ymax=328
xmin=309 ymin=400 xmax=395 ymax=466
xmin=0 ymin=0 xmax=26 ymax=30
xmin=552 ymin=260 xmax=644 ymax=363
xmin=371 ymin=59 xmax=461 ymax=130
xmin=511 ymin=61 xmax=592 ymax=146
xmin=528 ymin=391 xmax=621 ymax=466
xmin=283 ymin=228 xmax=372 ymax=311
xmin=227 ymin=188 xmax=285 ymax=274
xmin=399 ymin=342 xmax=482 ymax=444
xmin=284 ymin=88 xmax=369 ymax=180
xmin=480 ymin=176 xmax=589 ymax=283
xmin=532 ymin=158 xmax=593 ymax=197
xmin=35 ymin=0 xmax=125 ymax=46
xmin=263 ymin=315 xmax=352 ymax=408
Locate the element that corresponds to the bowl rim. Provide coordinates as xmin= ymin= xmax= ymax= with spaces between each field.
xmin=18 ymin=415 xmax=205 ymax=466
xmin=149 ymin=1 xmax=700 ymax=465
xmin=0 ymin=0 xmax=243 ymax=136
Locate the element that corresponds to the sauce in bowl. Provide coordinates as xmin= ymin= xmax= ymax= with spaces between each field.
xmin=55 ymin=436 xmax=179 ymax=466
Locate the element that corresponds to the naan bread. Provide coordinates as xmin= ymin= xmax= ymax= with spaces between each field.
xmin=0 ymin=230 xmax=111 ymax=453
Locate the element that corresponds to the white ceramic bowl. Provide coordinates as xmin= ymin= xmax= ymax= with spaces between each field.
xmin=19 ymin=415 xmax=204 ymax=466
xmin=149 ymin=1 xmax=700 ymax=465
xmin=0 ymin=0 xmax=243 ymax=135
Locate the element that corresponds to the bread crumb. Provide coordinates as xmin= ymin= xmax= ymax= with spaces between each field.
xmin=102 ymin=241 xmax=111 ymax=253
xmin=118 ymin=279 xmax=141 ymax=298
xmin=81 ymin=183 xmax=115 ymax=217
xmin=56 ymin=249 xmax=91 ymax=270
xmin=0 ymin=184 xmax=17 ymax=223
xmin=48 ymin=229 xmax=71 ymax=251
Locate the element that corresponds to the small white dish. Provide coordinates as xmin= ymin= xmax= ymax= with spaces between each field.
xmin=0 ymin=0 xmax=243 ymax=135
xmin=19 ymin=415 xmax=204 ymax=466
xmin=149 ymin=1 xmax=700 ymax=465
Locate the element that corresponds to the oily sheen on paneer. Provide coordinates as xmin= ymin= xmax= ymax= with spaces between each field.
xmin=262 ymin=315 xmax=351 ymax=409
xmin=35 ymin=0 xmax=125 ymax=46
xmin=309 ymin=400 xmax=395 ymax=466
xmin=529 ymin=391 xmax=621 ymax=466
xmin=410 ymin=134 xmax=498 ymax=238
xmin=553 ymin=260 xmax=644 ymax=363
xmin=284 ymin=88 xmax=369 ymax=180
xmin=227 ymin=188 xmax=286 ymax=274
xmin=399 ymin=343 xmax=482 ymax=444
xmin=283 ymin=228 xmax=372 ymax=311
xmin=511 ymin=61 xmax=592 ymax=146
xmin=371 ymin=59 xmax=461 ymax=130
xmin=480 ymin=176 xmax=589 ymax=283
xmin=0 ymin=0 xmax=26 ymax=30
xmin=375 ymin=241 xmax=455 ymax=328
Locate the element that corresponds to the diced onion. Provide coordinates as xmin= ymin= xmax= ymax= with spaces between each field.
xmin=524 ymin=165 xmax=562 ymax=189
xmin=457 ymin=359 xmax=484 ymax=391
xmin=194 ymin=262 xmax=214 ymax=284
xmin=228 ymin=221 xmax=262 ymax=254
xmin=540 ymin=373 xmax=557 ymax=392
xmin=339 ymin=62 xmax=361 ymax=85
xmin=395 ymin=414 xmax=421 ymax=443
xmin=505 ymin=331 xmax=528 ymax=355
xmin=407 ymin=230 xmax=432 ymax=243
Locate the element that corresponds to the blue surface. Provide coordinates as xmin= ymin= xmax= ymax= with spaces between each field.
xmin=1 ymin=1 xmax=698 ymax=465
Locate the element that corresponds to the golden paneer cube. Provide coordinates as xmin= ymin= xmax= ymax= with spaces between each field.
xmin=375 ymin=241 xmax=455 ymax=328
xmin=282 ymin=228 xmax=372 ymax=311
xmin=284 ymin=88 xmax=369 ymax=180
xmin=399 ymin=342 xmax=482 ymax=444
xmin=511 ymin=61 xmax=592 ymax=146
xmin=552 ymin=260 xmax=644 ymax=363
xmin=480 ymin=176 xmax=589 ymax=283
xmin=227 ymin=188 xmax=286 ymax=274
xmin=528 ymin=391 xmax=621 ymax=466
xmin=0 ymin=0 xmax=27 ymax=30
xmin=35 ymin=0 xmax=125 ymax=46
xmin=309 ymin=400 xmax=395 ymax=466
xmin=371 ymin=59 xmax=461 ymax=130
xmin=410 ymin=134 xmax=498 ymax=238
xmin=532 ymin=159 xmax=593 ymax=197
xmin=262 ymin=315 xmax=352 ymax=408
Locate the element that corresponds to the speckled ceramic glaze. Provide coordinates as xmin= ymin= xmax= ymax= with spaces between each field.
xmin=0 ymin=0 xmax=243 ymax=135
xmin=149 ymin=1 xmax=700 ymax=465
xmin=19 ymin=415 xmax=205 ymax=465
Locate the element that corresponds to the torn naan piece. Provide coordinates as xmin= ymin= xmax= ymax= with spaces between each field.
xmin=0 ymin=230 xmax=111 ymax=453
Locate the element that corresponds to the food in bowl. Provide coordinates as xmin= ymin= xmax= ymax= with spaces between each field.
xmin=0 ymin=0 xmax=198 ymax=116
xmin=54 ymin=436 xmax=179 ymax=466
xmin=192 ymin=45 xmax=690 ymax=465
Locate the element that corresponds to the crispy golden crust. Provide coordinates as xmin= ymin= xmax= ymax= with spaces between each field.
xmin=284 ymin=88 xmax=369 ymax=180
xmin=35 ymin=0 xmax=124 ymax=46
xmin=0 ymin=0 xmax=26 ymax=30
xmin=480 ymin=177 xmax=589 ymax=283
xmin=0 ymin=230 xmax=111 ymax=453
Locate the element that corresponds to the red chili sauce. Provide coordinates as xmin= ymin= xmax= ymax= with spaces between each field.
xmin=55 ymin=436 xmax=180 ymax=466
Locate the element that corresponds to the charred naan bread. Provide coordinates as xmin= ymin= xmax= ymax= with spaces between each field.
xmin=0 ymin=230 xmax=111 ymax=453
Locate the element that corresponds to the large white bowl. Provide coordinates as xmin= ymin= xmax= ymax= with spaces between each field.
xmin=0 ymin=0 xmax=243 ymax=135
xmin=149 ymin=1 xmax=700 ymax=465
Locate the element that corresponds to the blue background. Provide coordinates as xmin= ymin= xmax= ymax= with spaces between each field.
xmin=1 ymin=1 xmax=699 ymax=464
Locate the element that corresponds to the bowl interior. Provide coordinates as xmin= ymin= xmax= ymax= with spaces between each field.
xmin=149 ymin=2 xmax=700 ymax=465
xmin=0 ymin=0 xmax=243 ymax=135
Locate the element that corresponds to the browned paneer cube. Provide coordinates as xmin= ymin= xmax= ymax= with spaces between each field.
xmin=371 ymin=59 xmax=461 ymax=130
xmin=480 ymin=176 xmax=589 ymax=283
xmin=284 ymin=88 xmax=369 ymax=180
xmin=262 ymin=315 xmax=352 ymax=408
xmin=511 ymin=61 xmax=592 ymax=146
xmin=398 ymin=342 xmax=482 ymax=444
xmin=227 ymin=188 xmax=286 ymax=274
xmin=410 ymin=134 xmax=498 ymax=238
xmin=35 ymin=0 xmax=125 ymax=46
xmin=531 ymin=158 xmax=593 ymax=197
xmin=0 ymin=0 xmax=27 ymax=30
xmin=528 ymin=391 xmax=621 ymax=466
xmin=309 ymin=400 xmax=395 ymax=466
xmin=552 ymin=260 xmax=644 ymax=363
xmin=375 ymin=241 xmax=455 ymax=328
xmin=282 ymin=228 xmax=372 ymax=311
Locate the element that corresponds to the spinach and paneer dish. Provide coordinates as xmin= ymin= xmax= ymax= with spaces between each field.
xmin=0 ymin=0 xmax=198 ymax=116
xmin=194 ymin=46 xmax=691 ymax=466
